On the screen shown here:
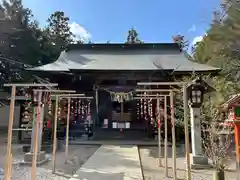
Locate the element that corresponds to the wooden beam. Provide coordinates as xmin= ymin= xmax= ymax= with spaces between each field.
xmin=8 ymin=96 xmax=29 ymax=100
xmin=60 ymin=96 xmax=94 ymax=99
xmin=8 ymin=91 xmax=78 ymax=100
xmin=134 ymin=97 xmax=168 ymax=100
xmin=135 ymin=89 xmax=179 ymax=92
xmin=137 ymin=82 xmax=189 ymax=86
xmin=3 ymin=83 xmax=58 ymax=87
xmin=136 ymin=94 xmax=169 ymax=97
xmin=55 ymin=93 xmax=85 ymax=97
xmin=33 ymin=89 xmax=75 ymax=93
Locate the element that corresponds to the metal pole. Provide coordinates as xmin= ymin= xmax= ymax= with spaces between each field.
xmin=170 ymin=91 xmax=177 ymax=180
xmin=157 ymin=98 xmax=162 ymax=166
xmin=65 ymin=98 xmax=71 ymax=163
xmin=164 ymin=96 xmax=168 ymax=177
xmin=183 ymin=85 xmax=191 ymax=180
xmin=52 ymin=95 xmax=59 ymax=173
xmin=4 ymin=85 xmax=16 ymax=180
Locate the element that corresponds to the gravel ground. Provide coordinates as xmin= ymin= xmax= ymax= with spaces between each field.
xmin=139 ymin=146 xmax=238 ymax=180
xmin=41 ymin=144 xmax=100 ymax=176
xmin=0 ymin=136 xmax=100 ymax=180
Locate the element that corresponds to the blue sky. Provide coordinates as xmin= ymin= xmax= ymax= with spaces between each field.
xmin=22 ymin=0 xmax=220 ymax=45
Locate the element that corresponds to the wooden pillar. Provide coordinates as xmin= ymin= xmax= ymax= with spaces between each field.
xmin=157 ymin=98 xmax=162 ymax=166
xmin=170 ymin=91 xmax=177 ymax=180
xmin=52 ymin=95 xmax=59 ymax=173
xmin=95 ymin=86 xmax=99 ymax=114
xmin=31 ymin=105 xmax=39 ymax=180
xmin=164 ymin=96 xmax=168 ymax=177
xmin=65 ymin=98 xmax=71 ymax=163
xmin=95 ymin=86 xmax=99 ymax=126
xmin=183 ymin=85 xmax=191 ymax=180
xmin=4 ymin=85 xmax=16 ymax=180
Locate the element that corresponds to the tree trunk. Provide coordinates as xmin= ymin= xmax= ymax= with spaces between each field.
xmin=213 ymin=169 xmax=225 ymax=180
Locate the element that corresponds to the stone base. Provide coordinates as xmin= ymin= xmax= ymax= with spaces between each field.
xmin=22 ymin=151 xmax=48 ymax=166
xmin=190 ymin=154 xmax=210 ymax=169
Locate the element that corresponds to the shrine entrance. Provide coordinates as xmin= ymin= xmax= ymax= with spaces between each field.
xmin=104 ymin=86 xmax=138 ymax=129
xmin=93 ymin=85 xmax=149 ymax=140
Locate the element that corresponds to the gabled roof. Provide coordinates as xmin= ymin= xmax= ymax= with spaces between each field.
xmin=222 ymin=93 xmax=240 ymax=110
xmin=26 ymin=43 xmax=221 ymax=73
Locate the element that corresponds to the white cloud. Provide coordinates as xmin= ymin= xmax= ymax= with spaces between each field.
xmin=192 ymin=36 xmax=203 ymax=46
xmin=188 ymin=24 xmax=196 ymax=32
xmin=69 ymin=22 xmax=91 ymax=42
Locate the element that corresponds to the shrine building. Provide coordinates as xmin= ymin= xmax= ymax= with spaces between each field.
xmin=24 ymin=43 xmax=220 ymax=140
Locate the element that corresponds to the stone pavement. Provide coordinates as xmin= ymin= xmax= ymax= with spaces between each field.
xmin=70 ymin=145 xmax=143 ymax=180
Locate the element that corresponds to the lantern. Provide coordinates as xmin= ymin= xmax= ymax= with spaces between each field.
xmin=188 ymin=79 xmax=204 ymax=108
xmin=31 ymin=88 xmax=43 ymax=106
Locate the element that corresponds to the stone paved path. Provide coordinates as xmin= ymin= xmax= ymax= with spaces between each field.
xmin=70 ymin=145 xmax=143 ymax=180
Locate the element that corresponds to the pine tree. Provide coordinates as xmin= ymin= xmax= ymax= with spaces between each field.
xmin=126 ymin=28 xmax=143 ymax=44
xmin=46 ymin=11 xmax=73 ymax=49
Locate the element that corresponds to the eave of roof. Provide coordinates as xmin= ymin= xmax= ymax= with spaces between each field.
xmin=66 ymin=43 xmax=181 ymax=51
xmin=26 ymin=43 xmax=221 ymax=73
xmin=221 ymin=93 xmax=240 ymax=110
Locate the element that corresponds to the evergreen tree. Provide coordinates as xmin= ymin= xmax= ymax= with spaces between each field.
xmin=172 ymin=35 xmax=189 ymax=51
xmin=126 ymin=28 xmax=143 ymax=44
xmin=46 ymin=11 xmax=73 ymax=49
xmin=192 ymin=0 xmax=240 ymax=122
xmin=0 ymin=0 xmax=40 ymax=84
